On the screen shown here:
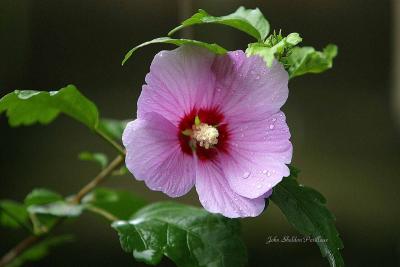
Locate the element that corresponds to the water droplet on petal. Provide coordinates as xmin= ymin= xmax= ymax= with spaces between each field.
xmin=269 ymin=124 xmax=275 ymax=129
xmin=257 ymin=184 xmax=262 ymax=189
xmin=242 ymin=171 xmax=251 ymax=179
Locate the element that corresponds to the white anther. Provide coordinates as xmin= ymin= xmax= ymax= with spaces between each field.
xmin=192 ymin=123 xmax=219 ymax=149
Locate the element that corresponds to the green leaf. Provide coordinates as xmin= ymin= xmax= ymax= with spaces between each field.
xmin=246 ymin=43 xmax=275 ymax=66
xmin=6 ymin=235 xmax=74 ymax=267
xmin=246 ymin=32 xmax=302 ymax=67
xmin=0 ymin=85 xmax=99 ymax=129
xmin=271 ymin=170 xmax=344 ymax=267
xmin=112 ymin=166 xmax=129 ymax=176
xmin=82 ymin=187 xmax=146 ymax=220
xmin=122 ymin=37 xmax=227 ymax=65
xmin=112 ymin=202 xmax=247 ymax=267
xmin=285 ymin=33 xmax=303 ymax=46
xmin=24 ymin=189 xmax=63 ymax=207
xmin=24 ymin=189 xmax=75 ymax=234
xmin=98 ymin=118 xmax=129 ymax=142
xmin=78 ymin=151 xmax=108 ymax=169
xmin=27 ymin=202 xmax=83 ymax=218
xmin=0 ymin=200 xmax=29 ymax=229
xmin=169 ymin=7 xmax=270 ymax=41
xmin=286 ymin=44 xmax=338 ymax=79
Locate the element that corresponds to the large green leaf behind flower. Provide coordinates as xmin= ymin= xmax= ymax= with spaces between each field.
xmin=271 ymin=169 xmax=344 ymax=267
xmin=112 ymin=202 xmax=247 ymax=267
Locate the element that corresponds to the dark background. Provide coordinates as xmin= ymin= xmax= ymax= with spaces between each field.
xmin=1 ymin=0 xmax=399 ymax=266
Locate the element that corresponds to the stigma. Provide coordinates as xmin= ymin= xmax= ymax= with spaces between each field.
xmin=192 ymin=123 xmax=219 ymax=149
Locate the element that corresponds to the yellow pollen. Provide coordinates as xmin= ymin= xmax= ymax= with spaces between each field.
xmin=192 ymin=123 xmax=219 ymax=149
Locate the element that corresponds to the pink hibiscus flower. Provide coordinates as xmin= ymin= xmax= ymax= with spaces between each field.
xmin=122 ymin=45 xmax=292 ymax=218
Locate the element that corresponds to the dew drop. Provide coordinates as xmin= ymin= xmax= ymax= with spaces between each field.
xmin=269 ymin=124 xmax=275 ymax=130
xmin=257 ymin=185 xmax=262 ymax=189
xmin=242 ymin=171 xmax=251 ymax=179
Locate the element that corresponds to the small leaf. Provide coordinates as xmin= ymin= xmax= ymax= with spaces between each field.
xmin=112 ymin=166 xmax=129 ymax=176
xmin=78 ymin=151 xmax=108 ymax=169
xmin=24 ymin=189 xmax=68 ymax=233
xmin=122 ymin=37 xmax=227 ymax=65
xmin=286 ymin=44 xmax=338 ymax=79
xmin=6 ymin=235 xmax=74 ymax=267
xmin=246 ymin=43 xmax=275 ymax=66
xmin=285 ymin=33 xmax=302 ymax=46
xmin=98 ymin=118 xmax=129 ymax=142
xmin=28 ymin=202 xmax=83 ymax=217
xmin=0 ymin=85 xmax=99 ymax=129
xmin=246 ymin=32 xmax=302 ymax=67
xmin=82 ymin=187 xmax=146 ymax=220
xmin=112 ymin=202 xmax=247 ymax=267
xmin=0 ymin=200 xmax=29 ymax=229
xmin=24 ymin=189 xmax=63 ymax=207
xmin=271 ymin=170 xmax=344 ymax=267
xmin=169 ymin=7 xmax=270 ymax=41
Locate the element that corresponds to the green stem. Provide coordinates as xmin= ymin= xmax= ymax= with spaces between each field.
xmin=94 ymin=128 xmax=126 ymax=155
xmin=72 ymin=155 xmax=124 ymax=203
xmin=0 ymin=154 xmax=125 ymax=267
xmin=85 ymin=206 xmax=119 ymax=222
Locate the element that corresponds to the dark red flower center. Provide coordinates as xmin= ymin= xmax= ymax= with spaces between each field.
xmin=178 ymin=107 xmax=229 ymax=161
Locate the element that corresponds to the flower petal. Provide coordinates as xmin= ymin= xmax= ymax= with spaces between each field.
xmin=195 ymin=159 xmax=265 ymax=218
xmin=211 ymin=50 xmax=289 ymax=122
xmin=138 ymin=46 xmax=216 ymax=126
xmin=122 ymin=112 xmax=195 ymax=197
xmin=220 ymin=111 xmax=292 ymax=199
